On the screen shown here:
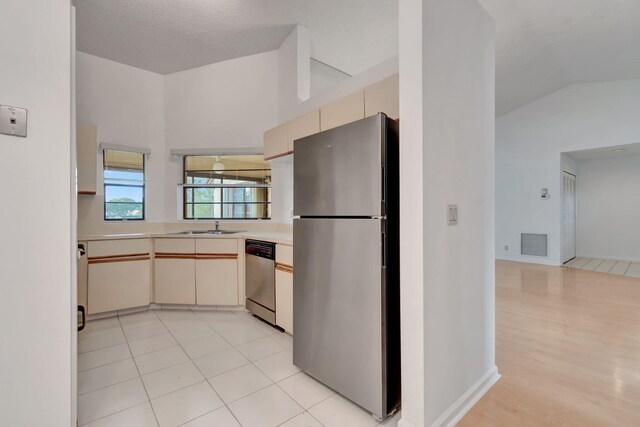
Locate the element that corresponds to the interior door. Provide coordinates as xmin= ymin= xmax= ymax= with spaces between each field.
xmin=562 ymin=172 xmax=577 ymax=263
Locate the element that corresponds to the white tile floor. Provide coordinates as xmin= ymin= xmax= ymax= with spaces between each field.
xmin=78 ymin=309 xmax=401 ymax=427
xmin=564 ymin=257 xmax=640 ymax=278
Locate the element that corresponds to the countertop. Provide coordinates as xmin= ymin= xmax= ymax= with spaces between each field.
xmin=78 ymin=230 xmax=293 ymax=245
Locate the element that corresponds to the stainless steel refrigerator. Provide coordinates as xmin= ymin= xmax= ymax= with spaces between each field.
xmin=293 ymin=113 xmax=400 ymax=420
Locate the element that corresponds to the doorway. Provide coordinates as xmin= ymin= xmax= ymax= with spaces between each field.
xmin=562 ymin=171 xmax=577 ymax=264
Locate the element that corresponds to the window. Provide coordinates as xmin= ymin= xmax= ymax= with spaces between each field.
xmin=103 ymin=149 xmax=145 ymax=221
xmin=183 ymin=155 xmax=271 ymax=220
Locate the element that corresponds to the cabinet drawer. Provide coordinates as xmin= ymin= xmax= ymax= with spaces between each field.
xmin=276 ymin=244 xmax=293 ymax=267
xmin=196 ymin=239 xmax=238 ymax=255
xmin=155 ymin=238 xmax=195 ymax=254
xmin=88 ymin=239 xmax=150 ymax=258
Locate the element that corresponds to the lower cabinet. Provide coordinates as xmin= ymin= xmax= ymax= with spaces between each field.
xmin=195 ymin=239 xmax=239 ymax=306
xmin=154 ymin=257 xmax=196 ymax=304
xmin=88 ymin=259 xmax=151 ymax=314
xmin=87 ymin=239 xmax=151 ymax=314
xmin=196 ymin=258 xmax=238 ymax=305
xmin=275 ymin=266 xmax=294 ymax=334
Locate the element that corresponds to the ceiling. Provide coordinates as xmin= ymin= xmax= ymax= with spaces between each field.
xmin=565 ymin=142 xmax=640 ymax=161
xmin=75 ymin=0 xmax=640 ymax=115
xmin=74 ymin=0 xmax=397 ymax=77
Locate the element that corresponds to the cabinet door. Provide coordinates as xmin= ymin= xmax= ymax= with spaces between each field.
xmin=287 ymin=110 xmax=320 ymax=152
xmin=154 ymin=258 xmax=196 ymax=304
xmin=88 ymin=259 xmax=151 ymax=314
xmin=275 ymin=267 xmax=293 ymax=334
xmin=77 ymin=124 xmax=97 ymax=195
xmin=196 ymin=258 xmax=238 ymax=305
xmin=365 ymin=74 xmax=399 ymax=120
xmin=320 ymin=91 xmax=365 ymax=131
xmin=264 ymin=125 xmax=289 ymax=160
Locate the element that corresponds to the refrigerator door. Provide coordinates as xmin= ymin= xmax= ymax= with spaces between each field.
xmin=293 ymin=217 xmax=387 ymax=418
xmin=294 ymin=114 xmax=384 ymax=217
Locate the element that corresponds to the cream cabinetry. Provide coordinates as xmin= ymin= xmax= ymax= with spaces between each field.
xmin=264 ymin=110 xmax=320 ymax=160
xmin=154 ymin=238 xmax=196 ymax=305
xmin=263 ymin=74 xmax=399 ymax=160
xmin=264 ymin=125 xmax=289 ymax=160
xmin=320 ymin=90 xmax=365 ymax=131
xmin=195 ymin=239 xmax=239 ymax=306
xmin=77 ymin=124 xmax=98 ymax=195
xmin=287 ymin=110 xmax=320 ymax=152
xmin=275 ymin=244 xmax=294 ymax=334
xmin=365 ymin=74 xmax=400 ymax=120
xmin=86 ymin=239 xmax=151 ymax=314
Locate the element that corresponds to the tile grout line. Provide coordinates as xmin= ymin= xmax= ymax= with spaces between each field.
xmin=119 ymin=311 xmax=162 ymax=427
xmin=189 ymin=307 xmax=261 ymax=427
xmin=153 ymin=309 xmax=234 ymax=426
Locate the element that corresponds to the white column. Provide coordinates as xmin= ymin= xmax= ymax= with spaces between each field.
xmin=399 ymin=0 xmax=498 ymax=426
xmin=278 ymin=25 xmax=311 ymax=122
xmin=0 ymin=0 xmax=73 ymax=425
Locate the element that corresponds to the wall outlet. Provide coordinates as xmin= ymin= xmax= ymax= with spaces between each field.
xmin=504 ymin=245 xmax=509 ymax=251
xmin=0 ymin=105 xmax=28 ymax=137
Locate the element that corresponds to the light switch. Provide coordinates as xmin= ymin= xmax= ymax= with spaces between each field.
xmin=448 ymin=204 xmax=458 ymax=226
xmin=0 ymin=105 xmax=28 ymax=137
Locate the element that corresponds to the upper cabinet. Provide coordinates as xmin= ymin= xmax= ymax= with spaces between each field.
xmin=77 ymin=124 xmax=97 ymax=195
xmin=263 ymin=74 xmax=399 ymax=160
xmin=264 ymin=110 xmax=320 ymax=161
xmin=287 ymin=110 xmax=320 ymax=152
xmin=365 ymin=74 xmax=399 ymax=120
xmin=320 ymin=90 xmax=365 ymax=132
xmin=264 ymin=125 xmax=288 ymax=161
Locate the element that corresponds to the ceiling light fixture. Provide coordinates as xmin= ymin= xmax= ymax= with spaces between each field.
xmin=213 ymin=156 xmax=225 ymax=174
xmin=612 ymin=149 xmax=626 ymax=152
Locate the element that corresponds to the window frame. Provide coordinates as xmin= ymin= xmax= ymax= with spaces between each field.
xmin=181 ymin=155 xmax=271 ymax=221
xmin=103 ymin=150 xmax=146 ymax=222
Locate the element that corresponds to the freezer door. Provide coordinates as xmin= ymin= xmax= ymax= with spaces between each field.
xmin=294 ymin=114 xmax=384 ymax=217
xmin=293 ymin=218 xmax=387 ymax=417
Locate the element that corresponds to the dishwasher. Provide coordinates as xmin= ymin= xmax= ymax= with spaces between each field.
xmin=245 ymin=240 xmax=277 ymax=324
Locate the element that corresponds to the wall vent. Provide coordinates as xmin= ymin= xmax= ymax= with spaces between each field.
xmin=521 ymin=233 xmax=548 ymax=257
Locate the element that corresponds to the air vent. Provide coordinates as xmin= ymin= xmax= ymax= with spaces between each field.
xmin=521 ymin=233 xmax=548 ymax=257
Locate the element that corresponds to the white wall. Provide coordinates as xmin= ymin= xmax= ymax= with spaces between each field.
xmin=0 ymin=1 xmax=73 ymax=425
xmin=576 ymin=156 xmax=640 ymax=262
xmin=76 ymin=52 xmax=165 ymax=235
xmin=76 ymin=50 xmax=281 ymax=234
xmin=310 ymin=58 xmax=350 ymax=98
xmin=163 ymin=51 xmax=280 ymax=222
xmin=496 ymin=79 xmax=640 ymax=265
xmin=399 ymin=0 xmax=497 ymax=426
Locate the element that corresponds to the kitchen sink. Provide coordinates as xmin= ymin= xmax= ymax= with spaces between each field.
xmin=172 ymin=230 xmax=245 ymax=235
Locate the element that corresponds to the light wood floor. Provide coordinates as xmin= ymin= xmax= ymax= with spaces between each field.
xmin=459 ymin=260 xmax=640 ymax=426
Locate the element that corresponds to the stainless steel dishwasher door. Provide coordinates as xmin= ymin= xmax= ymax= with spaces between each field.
xmin=245 ymin=247 xmax=276 ymax=324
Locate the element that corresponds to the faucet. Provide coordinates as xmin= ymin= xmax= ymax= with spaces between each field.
xmin=215 ymin=221 xmax=220 ymax=231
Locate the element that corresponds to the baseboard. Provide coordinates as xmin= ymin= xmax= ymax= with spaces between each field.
xmin=496 ymin=255 xmax=560 ymax=266
xmin=576 ymin=254 xmax=640 ymax=263
xmin=86 ymin=304 xmax=246 ymax=321
xmin=430 ymin=366 xmax=500 ymax=427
